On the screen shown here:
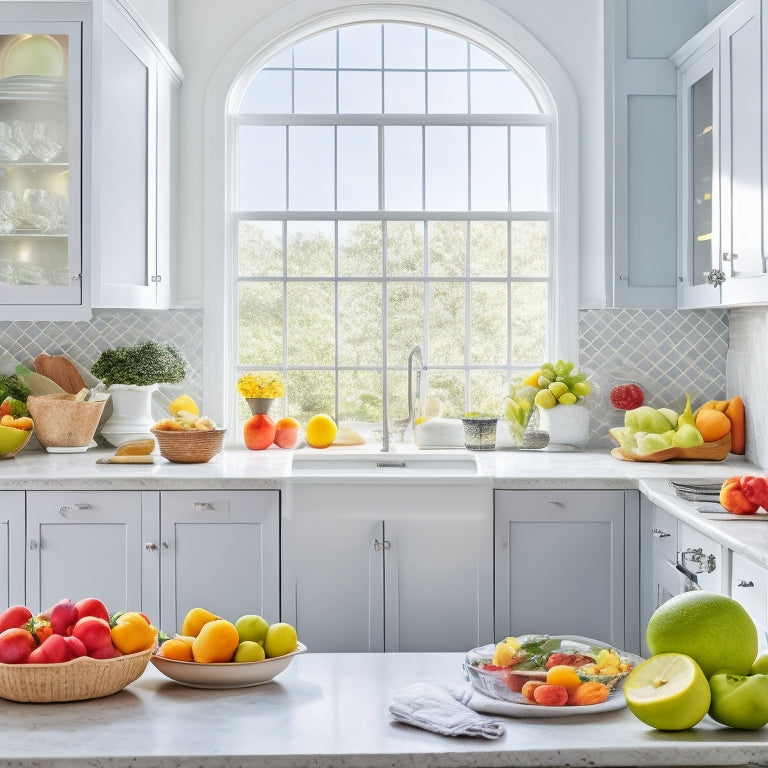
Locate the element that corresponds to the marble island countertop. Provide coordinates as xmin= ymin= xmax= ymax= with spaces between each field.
xmin=1 ymin=651 xmax=766 ymax=768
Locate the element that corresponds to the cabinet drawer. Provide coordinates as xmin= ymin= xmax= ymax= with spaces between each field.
xmin=650 ymin=505 xmax=678 ymax=563
xmin=731 ymin=552 xmax=768 ymax=628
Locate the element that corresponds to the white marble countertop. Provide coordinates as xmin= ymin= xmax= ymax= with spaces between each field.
xmin=0 ymin=445 xmax=758 ymax=489
xmin=1 ymin=652 xmax=766 ymax=768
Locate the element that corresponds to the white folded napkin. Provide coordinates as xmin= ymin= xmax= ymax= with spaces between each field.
xmin=389 ymin=683 xmax=505 ymax=739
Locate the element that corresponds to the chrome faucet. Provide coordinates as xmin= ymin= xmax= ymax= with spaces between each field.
xmin=382 ymin=344 xmax=424 ymax=452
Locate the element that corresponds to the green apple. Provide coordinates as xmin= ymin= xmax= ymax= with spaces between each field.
xmin=708 ymin=672 xmax=768 ymax=729
xmin=750 ymin=655 xmax=768 ymax=675
xmin=233 ymin=640 xmax=266 ymax=662
xmin=234 ymin=614 xmax=269 ymax=646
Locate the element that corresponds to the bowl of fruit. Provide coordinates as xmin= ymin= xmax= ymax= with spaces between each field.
xmin=150 ymin=608 xmax=306 ymax=689
xmin=464 ymin=634 xmax=642 ymax=709
xmin=151 ymin=395 xmax=225 ymax=463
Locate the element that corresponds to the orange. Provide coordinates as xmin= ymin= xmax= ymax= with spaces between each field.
xmin=157 ymin=637 xmax=194 ymax=662
xmin=192 ymin=619 xmax=240 ymax=663
xmin=545 ymin=665 xmax=583 ymax=692
xmin=695 ymin=408 xmax=731 ymax=443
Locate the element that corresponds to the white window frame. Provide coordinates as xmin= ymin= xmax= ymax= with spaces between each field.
xmin=203 ymin=0 xmax=579 ymax=434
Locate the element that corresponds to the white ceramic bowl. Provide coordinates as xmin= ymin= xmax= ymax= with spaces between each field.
xmin=150 ymin=642 xmax=307 ymax=689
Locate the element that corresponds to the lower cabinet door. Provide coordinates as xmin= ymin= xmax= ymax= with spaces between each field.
xmin=25 ymin=490 xmax=146 ymax=615
xmin=495 ymin=490 xmax=629 ymax=650
xmin=384 ymin=517 xmax=493 ymax=652
xmin=0 ymin=491 xmax=25 ymax=611
xmin=281 ymin=517 xmax=385 ymax=652
xmin=159 ymin=491 xmax=279 ymax=636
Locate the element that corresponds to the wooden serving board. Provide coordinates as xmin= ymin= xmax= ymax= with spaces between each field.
xmin=34 ymin=354 xmax=88 ymax=395
xmin=610 ymin=433 xmax=731 ymax=462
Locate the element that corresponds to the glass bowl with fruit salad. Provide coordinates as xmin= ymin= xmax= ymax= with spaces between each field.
xmin=463 ymin=634 xmax=643 ymax=706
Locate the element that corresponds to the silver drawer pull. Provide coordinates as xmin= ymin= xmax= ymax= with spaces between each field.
xmin=58 ymin=503 xmax=91 ymax=517
xmin=737 ymin=579 xmax=755 ymax=588
xmin=145 ymin=542 xmax=158 ymax=551
xmin=193 ymin=502 xmax=215 ymax=511
xmin=373 ymin=539 xmax=391 ymax=552
xmin=652 ymin=527 xmax=671 ymax=538
xmin=548 ymin=501 xmax=565 ymax=509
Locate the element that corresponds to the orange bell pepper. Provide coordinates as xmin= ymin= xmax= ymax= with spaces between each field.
xmin=109 ymin=611 xmax=158 ymax=654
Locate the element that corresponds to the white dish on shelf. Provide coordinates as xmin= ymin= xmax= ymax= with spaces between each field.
xmin=45 ymin=446 xmax=87 ymax=453
xmin=3 ymin=35 xmax=64 ymax=78
xmin=150 ymin=642 xmax=307 ymax=689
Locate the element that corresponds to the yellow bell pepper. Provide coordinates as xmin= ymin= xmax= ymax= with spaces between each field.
xmin=110 ymin=612 xmax=158 ymax=654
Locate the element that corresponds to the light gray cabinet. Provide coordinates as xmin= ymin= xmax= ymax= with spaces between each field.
xmin=495 ymin=490 xmax=640 ymax=654
xmin=281 ymin=482 xmax=494 ymax=652
xmin=674 ymin=0 xmax=766 ymax=308
xmin=0 ymin=491 xmax=25 ymax=610
xmin=22 ymin=489 xmax=279 ymax=635
xmin=92 ymin=1 xmax=181 ymax=309
xmin=158 ymin=490 xmax=279 ymax=636
xmin=731 ymin=551 xmax=768 ymax=652
xmin=24 ymin=490 xmax=154 ymax=616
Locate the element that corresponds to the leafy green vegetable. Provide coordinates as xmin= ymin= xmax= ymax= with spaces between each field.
xmin=90 ymin=341 xmax=188 ymax=387
xmin=0 ymin=374 xmax=31 ymax=404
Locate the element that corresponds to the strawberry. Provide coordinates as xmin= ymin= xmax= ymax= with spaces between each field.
xmin=609 ymin=384 xmax=644 ymax=410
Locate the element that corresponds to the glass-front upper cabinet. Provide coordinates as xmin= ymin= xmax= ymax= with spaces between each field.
xmin=675 ymin=37 xmax=721 ymax=308
xmin=0 ymin=7 xmax=90 ymax=318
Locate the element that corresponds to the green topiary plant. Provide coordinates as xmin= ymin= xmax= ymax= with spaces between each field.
xmin=91 ymin=340 xmax=188 ymax=388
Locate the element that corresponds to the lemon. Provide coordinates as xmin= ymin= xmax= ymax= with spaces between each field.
xmin=623 ymin=653 xmax=710 ymax=730
xmin=169 ymin=394 xmax=199 ymax=417
xmin=492 ymin=636 xmax=521 ymax=666
xmin=305 ymin=413 xmax=337 ymax=448
xmin=534 ymin=389 xmax=557 ymax=409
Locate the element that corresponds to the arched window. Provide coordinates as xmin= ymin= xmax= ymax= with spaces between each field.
xmin=203 ymin=3 xmax=578 ymax=438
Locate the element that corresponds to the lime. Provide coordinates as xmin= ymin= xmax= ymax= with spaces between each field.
xmin=235 ymin=614 xmax=269 ymax=646
xmin=623 ymin=653 xmax=710 ymax=730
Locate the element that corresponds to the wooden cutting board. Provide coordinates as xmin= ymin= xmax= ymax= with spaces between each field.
xmin=34 ymin=354 xmax=88 ymax=395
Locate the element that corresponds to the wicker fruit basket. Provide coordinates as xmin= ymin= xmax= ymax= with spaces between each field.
xmin=0 ymin=648 xmax=153 ymax=703
xmin=151 ymin=427 xmax=226 ymax=463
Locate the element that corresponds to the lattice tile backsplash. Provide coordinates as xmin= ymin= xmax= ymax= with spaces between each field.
xmin=0 ymin=306 xmax=729 ymax=449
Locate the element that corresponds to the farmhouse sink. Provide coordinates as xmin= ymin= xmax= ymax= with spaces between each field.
xmin=290 ymin=450 xmax=478 ymax=476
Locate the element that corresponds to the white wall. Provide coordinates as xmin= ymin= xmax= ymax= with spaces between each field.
xmin=171 ymin=0 xmax=605 ymax=308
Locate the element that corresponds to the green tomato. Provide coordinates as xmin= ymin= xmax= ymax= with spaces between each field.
xmin=708 ymin=672 xmax=768 ymax=729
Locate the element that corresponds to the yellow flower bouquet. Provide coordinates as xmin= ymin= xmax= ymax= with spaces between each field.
xmin=237 ymin=373 xmax=285 ymax=399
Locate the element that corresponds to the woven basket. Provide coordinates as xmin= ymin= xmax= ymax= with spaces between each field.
xmin=151 ymin=427 xmax=226 ymax=463
xmin=26 ymin=393 xmax=107 ymax=449
xmin=0 ymin=648 xmax=153 ymax=703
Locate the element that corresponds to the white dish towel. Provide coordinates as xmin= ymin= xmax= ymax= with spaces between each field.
xmin=389 ymin=683 xmax=505 ymax=739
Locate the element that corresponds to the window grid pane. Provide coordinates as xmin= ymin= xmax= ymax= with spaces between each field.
xmin=235 ymin=21 xmax=553 ymax=424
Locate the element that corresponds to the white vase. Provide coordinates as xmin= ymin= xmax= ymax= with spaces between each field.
xmin=536 ymin=403 xmax=591 ymax=449
xmin=100 ymin=384 xmax=158 ymax=447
